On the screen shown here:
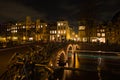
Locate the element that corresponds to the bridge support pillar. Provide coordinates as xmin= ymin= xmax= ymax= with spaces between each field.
xmin=73 ymin=52 xmax=76 ymax=68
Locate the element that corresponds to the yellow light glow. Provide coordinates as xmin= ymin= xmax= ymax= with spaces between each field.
xmin=23 ymin=36 xmax=26 ymax=40
xmin=97 ymin=33 xmax=100 ymax=37
xmin=61 ymin=23 xmax=63 ymax=26
xmin=0 ymin=37 xmax=6 ymax=42
xmin=12 ymin=36 xmax=18 ymax=41
xmin=58 ymin=30 xmax=60 ymax=34
xmin=92 ymin=39 xmax=97 ymax=42
xmin=52 ymin=37 xmax=55 ymax=40
xmin=58 ymin=23 xmax=60 ymax=26
xmin=74 ymin=38 xmax=76 ymax=41
xmin=79 ymin=26 xmax=85 ymax=30
xmin=75 ymin=53 xmax=79 ymax=68
xmin=57 ymin=34 xmax=60 ymax=37
xmin=61 ymin=30 xmax=63 ymax=34
xmin=102 ymin=33 xmax=105 ymax=37
xmin=49 ymin=31 xmax=51 ymax=33
xmin=52 ymin=31 xmax=54 ymax=34
xmin=11 ymin=30 xmax=17 ymax=33
xmin=23 ymin=26 xmax=25 ymax=29
xmin=77 ymin=38 xmax=80 ymax=41
xmin=64 ymin=30 xmax=66 ymax=34
xmin=97 ymin=38 xmax=105 ymax=43
xmin=72 ymin=32 xmax=75 ymax=35
xmin=75 ymin=35 xmax=78 ymax=37
xmin=41 ymin=25 xmax=43 ymax=28
xmin=55 ymin=30 xmax=56 ymax=34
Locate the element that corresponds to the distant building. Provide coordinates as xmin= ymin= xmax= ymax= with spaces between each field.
xmin=78 ymin=19 xmax=107 ymax=43
xmin=78 ymin=19 xmax=96 ymax=42
xmin=106 ymin=22 xmax=115 ymax=44
xmin=49 ymin=23 xmax=57 ymax=42
xmin=78 ymin=25 xmax=87 ymax=42
xmin=106 ymin=11 xmax=120 ymax=44
xmin=96 ymin=24 xmax=106 ymax=43
xmin=1 ymin=13 xmax=120 ymax=45
xmin=56 ymin=21 xmax=71 ymax=42
xmin=4 ymin=16 xmax=49 ymax=43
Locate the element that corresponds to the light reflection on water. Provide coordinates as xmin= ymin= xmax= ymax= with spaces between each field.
xmin=61 ymin=52 xmax=120 ymax=80
xmin=62 ymin=53 xmax=100 ymax=80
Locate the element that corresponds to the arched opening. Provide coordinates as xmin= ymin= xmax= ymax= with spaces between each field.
xmin=58 ymin=53 xmax=66 ymax=66
xmin=67 ymin=44 xmax=73 ymax=51
xmin=66 ymin=44 xmax=74 ymax=67
xmin=67 ymin=44 xmax=73 ymax=60
xmin=56 ymin=50 xmax=66 ymax=66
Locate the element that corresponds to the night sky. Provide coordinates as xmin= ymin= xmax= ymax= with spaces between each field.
xmin=0 ymin=0 xmax=120 ymax=25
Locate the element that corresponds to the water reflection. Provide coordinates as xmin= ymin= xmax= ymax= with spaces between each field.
xmin=49 ymin=52 xmax=120 ymax=80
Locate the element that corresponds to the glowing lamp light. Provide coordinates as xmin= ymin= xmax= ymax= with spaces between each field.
xmin=12 ymin=36 xmax=18 ymax=41
xmin=29 ymin=37 xmax=33 ymax=41
xmin=23 ymin=36 xmax=26 ymax=40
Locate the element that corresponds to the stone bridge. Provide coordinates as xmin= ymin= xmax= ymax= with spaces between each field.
xmin=49 ymin=43 xmax=80 ymax=67
xmin=0 ymin=42 xmax=80 ymax=80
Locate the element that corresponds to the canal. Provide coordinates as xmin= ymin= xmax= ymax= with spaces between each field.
xmin=50 ymin=51 xmax=120 ymax=80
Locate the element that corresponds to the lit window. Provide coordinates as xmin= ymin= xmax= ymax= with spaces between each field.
xmin=7 ymin=29 xmax=10 ymax=31
xmin=11 ymin=30 xmax=17 ymax=33
xmin=41 ymin=25 xmax=43 ymax=28
xmin=97 ymin=33 xmax=101 ymax=37
xmin=52 ymin=31 xmax=54 ymax=34
xmin=11 ymin=27 xmax=17 ymax=30
xmin=37 ymin=25 xmax=40 ymax=28
xmin=58 ymin=30 xmax=60 ymax=34
xmin=64 ymin=30 xmax=66 ymax=34
xmin=50 ymin=31 xmax=52 ymax=34
xmin=23 ymin=36 xmax=26 ymax=40
xmin=61 ymin=23 xmax=63 ymax=26
xmin=100 ymin=29 xmax=103 ymax=32
xmin=57 ymin=34 xmax=60 ymax=37
xmin=58 ymin=23 xmax=60 ymax=26
xmin=52 ymin=36 xmax=55 ymax=40
xmin=98 ymin=38 xmax=105 ymax=43
xmin=102 ymin=33 xmax=105 ymax=37
xmin=12 ymin=36 xmax=18 ymax=41
xmin=55 ymin=30 xmax=56 ymax=34
xmin=15 ymin=30 xmax=17 ymax=33
xmin=79 ymin=26 xmax=85 ymax=30
xmin=102 ymin=29 xmax=105 ymax=32
xmin=61 ymin=30 xmax=63 ymax=34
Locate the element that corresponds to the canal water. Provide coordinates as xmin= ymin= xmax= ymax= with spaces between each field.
xmin=50 ymin=51 xmax=120 ymax=80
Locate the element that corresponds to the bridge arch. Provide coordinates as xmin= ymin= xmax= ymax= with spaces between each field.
xmin=49 ymin=43 xmax=80 ymax=67
xmin=56 ymin=50 xmax=66 ymax=66
xmin=49 ymin=49 xmax=67 ymax=66
xmin=67 ymin=44 xmax=73 ymax=51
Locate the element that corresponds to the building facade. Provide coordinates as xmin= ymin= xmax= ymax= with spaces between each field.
xmin=56 ymin=21 xmax=71 ymax=42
